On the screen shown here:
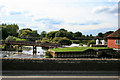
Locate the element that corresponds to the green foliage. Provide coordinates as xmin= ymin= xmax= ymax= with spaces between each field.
xmin=45 ymin=51 xmax=52 ymax=58
xmin=66 ymin=32 xmax=73 ymax=39
xmin=6 ymin=24 xmax=19 ymax=37
xmin=55 ymin=29 xmax=72 ymax=39
xmin=19 ymin=28 xmax=39 ymax=38
xmin=5 ymin=36 xmax=27 ymax=41
xmin=40 ymin=31 xmax=47 ymax=39
xmin=5 ymin=36 xmax=16 ymax=41
xmin=15 ymin=37 xmax=27 ymax=41
xmin=55 ymin=31 xmax=66 ymax=37
xmin=79 ymin=43 xmax=83 ymax=46
xmin=98 ymin=32 xmax=104 ymax=38
xmin=71 ymin=40 xmax=80 ymax=44
xmin=59 ymin=28 xmax=67 ymax=32
xmin=1 ymin=26 xmax=8 ymax=40
xmin=52 ymin=37 xmax=62 ymax=43
xmin=58 ymin=37 xmax=72 ymax=45
xmin=47 ymin=31 xmax=58 ymax=39
xmin=1 ymin=24 xmax=19 ymax=39
xmin=82 ymin=40 xmax=90 ymax=44
xmin=41 ymin=37 xmax=50 ymax=43
xmin=73 ymin=32 xmax=82 ymax=37
xmin=87 ymin=40 xmax=96 ymax=46
xmin=53 ymin=37 xmax=72 ymax=45
xmin=104 ymin=31 xmax=114 ymax=41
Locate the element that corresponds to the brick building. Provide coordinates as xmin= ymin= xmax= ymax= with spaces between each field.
xmin=107 ymin=28 xmax=120 ymax=50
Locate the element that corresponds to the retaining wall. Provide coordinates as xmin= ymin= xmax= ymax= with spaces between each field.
xmin=1 ymin=58 xmax=120 ymax=71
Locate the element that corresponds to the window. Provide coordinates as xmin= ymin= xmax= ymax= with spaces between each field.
xmin=116 ymin=40 xmax=120 ymax=45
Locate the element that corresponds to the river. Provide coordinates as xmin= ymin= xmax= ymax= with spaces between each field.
xmin=1 ymin=46 xmax=47 ymax=58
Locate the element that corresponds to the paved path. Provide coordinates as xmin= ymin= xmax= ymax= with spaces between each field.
xmin=2 ymin=71 xmax=120 ymax=76
xmin=1 ymin=76 xmax=120 ymax=80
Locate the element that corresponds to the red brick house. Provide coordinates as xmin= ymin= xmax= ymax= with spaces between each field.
xmin=107 ymin=28 xmax=120 ymax=50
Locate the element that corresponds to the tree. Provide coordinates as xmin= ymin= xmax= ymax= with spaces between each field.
xmin=19 ymin=28 xmax=39 ymax=38
xmin=5 ymin=36 xmax=16 ymax=41
xmin=47 ymin=31 xmax=58 ymax=39
xmin=104 ymin=31 xmax=114 ymax=41
xmin=52 ymin=37 xmax=62 ymax=43
xmin=104 ymin=31 xmax=114 ymax=37
xmin=58 ymin=37 xmax=72 ymax=45
xmin=41 ymin=37 xmax=50 ymax=43
xmin=66 ymin=32 xmax=73 ymax=39
xmin=98 ymin=32 xmax=104 ymax=38
xmin=6 ymin=24 xmax=19 ymax=37
xmin=41 ymin=31 xmax=47 ymax=39
xmin=55 ymin=31 xmax=66 ymax=37
xmin=59 ymin=28 xmax=67 ymax=32
xmin=1 ymin=23 xmax=7 ymax=26
xmin=86 ymin=35 xmax=89 ymax=37
xmin=73 ymin=32 xmax=82 ymax=37
xmin=2 ymin=27 xmax=8 ymax=40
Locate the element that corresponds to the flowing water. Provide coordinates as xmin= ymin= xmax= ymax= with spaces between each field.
xmin=1 ymin=46 xmax=47 ymax=58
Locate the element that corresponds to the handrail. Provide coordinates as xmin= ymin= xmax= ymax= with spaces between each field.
xmin=2 ymin=41 xmax=60 ymax=46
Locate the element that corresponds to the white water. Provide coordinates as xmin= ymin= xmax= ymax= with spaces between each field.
xmin=23 ymin=46 xmax=46 ymax=55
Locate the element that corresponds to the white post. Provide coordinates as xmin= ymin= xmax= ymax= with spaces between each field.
xmin=101 ymin=40 xmax=105 ymax=45
xmin=96 ymin=39 xmax=99 ymax=45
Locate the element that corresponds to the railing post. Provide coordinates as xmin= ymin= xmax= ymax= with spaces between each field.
xmin=18 ymin=45 xmax=22 ymax=54
xmin=33 ymin=46 xmax=37 ymax=55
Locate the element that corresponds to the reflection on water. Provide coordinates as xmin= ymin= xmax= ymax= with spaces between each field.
xmin=23 ymin=46 xmax=46 ymax=56
xmin=1 ymin=46 xmax=47 ymax=58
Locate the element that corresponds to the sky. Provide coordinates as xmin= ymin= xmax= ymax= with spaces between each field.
xmin=0 ymin=0 xmax=119 ymax=35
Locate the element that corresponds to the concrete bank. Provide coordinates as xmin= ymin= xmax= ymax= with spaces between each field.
xmin=1 ymin=58 xmax=120 ymax=71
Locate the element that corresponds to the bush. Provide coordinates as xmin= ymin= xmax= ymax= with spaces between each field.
xmin=87 ymin=40 xmax=96 ymax=46
xmin=5 ymin=36 xmax=16 ymax=41
xmin=41 ymin=38 xmax=50 ymax=43
xmin=79 ymin=43 xmax=83 ymax=46
xmin=45 ymin=51 xmax=52 ymax=58
xmin=82 ymin=40 xmax=90 ymax=44
xmin=58 ymin=37 xmax=72 ymax=45
xmin=5 ymin=36 xmax=27 ymax=41
xmin=52 ymin=37 xmax=62 ymax=43
xmin=71 ymin=40 xmax=80 ymax=44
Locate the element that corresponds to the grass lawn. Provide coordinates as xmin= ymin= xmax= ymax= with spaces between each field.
xmin=50 ymin=47 xmax=111 ymax=52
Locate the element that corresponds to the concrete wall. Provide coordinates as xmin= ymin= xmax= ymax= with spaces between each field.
xmin=2 ymin=58 xmax=120 ymax=71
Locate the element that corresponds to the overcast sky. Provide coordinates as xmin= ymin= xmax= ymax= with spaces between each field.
xmin=0 ymin=0 xmax=119 ymax=35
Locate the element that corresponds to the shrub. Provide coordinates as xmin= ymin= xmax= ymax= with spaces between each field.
xmin=82 ymin=40 xmax=90 ymax=44
xmin=58 ymin=37 xmax=72 ymax=45
xmin=52 ymin=37 xmax=62 ymax=43
xmin=87 ymin=40 xmax=96 ymax=46
xmin=41 ymin=38 xmax=50 ymax=43
xmin=45 ymin=51 xmax=52 ymax=58
xmin=71 ymin=40 xmax=80 ymax=44
xmin=5 ymin=36 xmax=16 ymax=41
xmin=79 ymin=43 xmax=83 ymax=46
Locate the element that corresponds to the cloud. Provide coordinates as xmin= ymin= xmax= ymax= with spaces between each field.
xmin=92 ymin=4 xmax=118 ymax=16
xmin=0 ymin=0 xmax=118 ymax=35
xmin=9 ymin=11 xmax=22 ymax=15
xmin=69 ymin=22 xmax=100 ymax=26
xmin=0 ymin=5 xmax=5 ymax=16
xmin=108 ymin=0 xmax=120 ymax=2
xmin=54 ymin=22 xmax=117 ymax=33
xmin=34 ymin=18 xmax=63 ymax=25
xmin=0 ymin=5 xmax=4 ymax=10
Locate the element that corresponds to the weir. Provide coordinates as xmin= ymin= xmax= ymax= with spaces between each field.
xmin=2 ymin=41 xmax=60 ymax=55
